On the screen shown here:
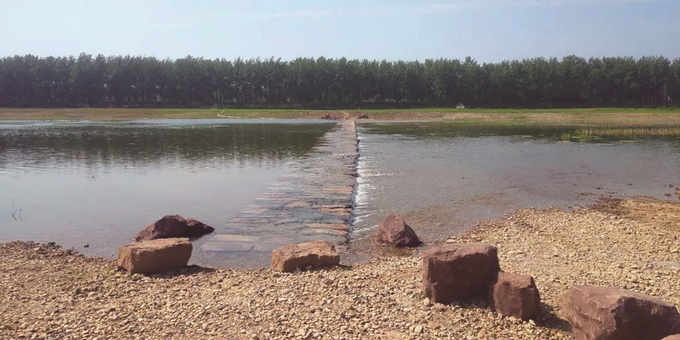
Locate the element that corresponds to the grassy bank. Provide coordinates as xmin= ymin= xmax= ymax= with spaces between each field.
xmin=2 ymin=107 xmax=680 ymax=126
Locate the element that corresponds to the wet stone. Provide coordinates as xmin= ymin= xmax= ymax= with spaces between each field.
xmin=206 ymin=121 xmax=357 ymax=257
xmin=201 ymin=241 xmax=254 ymax=252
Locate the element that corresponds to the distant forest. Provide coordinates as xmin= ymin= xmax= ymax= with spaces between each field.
xmin=1 ymin=54 xmax=679 ymax=108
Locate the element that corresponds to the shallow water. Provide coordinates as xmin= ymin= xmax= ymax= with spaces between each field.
xmin=354 ymin=122 xmax=680 ymax=241
xmin=0 ymin=120 xmax=335 ymax=263
xmin=3 ymin=119 xmax=680 ymax=268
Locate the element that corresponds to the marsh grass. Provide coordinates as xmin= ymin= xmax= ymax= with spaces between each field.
xmin=560 ymin=132 xmax=594 ymax=141
xmin=576 ymin=126 xmax=680 ymax=138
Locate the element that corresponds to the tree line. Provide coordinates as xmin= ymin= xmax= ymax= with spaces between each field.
xmin=1 ymin=54 xmax=679 ymax=108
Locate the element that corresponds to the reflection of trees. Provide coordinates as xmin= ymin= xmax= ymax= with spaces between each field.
xmin=360 ymin=123 xmax=571 ymax=139
xmin=0 ymin=123 xmax=333 ymax=172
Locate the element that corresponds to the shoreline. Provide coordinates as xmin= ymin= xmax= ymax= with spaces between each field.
xmin=2 ymin=196 xmax=678 ymax=339
xmin=2 ymin=108 xmax=680 ymax=127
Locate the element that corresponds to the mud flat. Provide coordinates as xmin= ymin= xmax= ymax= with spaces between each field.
xmin=198 ymin=120 xmax=359 ymax=263
xmin=1 ymin=197 xmax=678 ymax=339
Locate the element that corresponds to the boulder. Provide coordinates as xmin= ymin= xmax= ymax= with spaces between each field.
xmin=117 ymin=238 xmax=192 ymax=274
xmin=422 ymin=243 xmax=500 ymax=304
xmin=271 ymin=241 xmax=340 ymax=272
xmin=561 ymin=286 xmax=680 ymax=340
xmin=134 ymin=215 xmax=213 ymax=241
xmin=488 ymin=272 xmax=541 ymax=320
xmin=185 ymin=218 xmax=215 ymax=238
xmin=376 ymin=213 xmax=421 ymax=247
xmin=662 ymin=336 xmax=680 ymax=340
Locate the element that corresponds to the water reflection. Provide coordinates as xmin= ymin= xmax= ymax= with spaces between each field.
xmin=0 ymin=120 xmax=334 ymax=175
xmin=354 ymin=122 xmax=680 ymax=243
xmin=0 ymin=120 xmax=334 ymax=259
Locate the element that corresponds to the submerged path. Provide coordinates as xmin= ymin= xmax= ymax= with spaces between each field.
xmin=201 ymin=120 xmax=359 ymax=255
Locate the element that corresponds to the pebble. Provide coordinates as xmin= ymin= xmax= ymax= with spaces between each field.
xmin=1 ymin=198 xmax=678 ymax=339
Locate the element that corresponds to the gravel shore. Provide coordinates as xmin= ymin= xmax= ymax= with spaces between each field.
xmin=2 ymin=197 xmax=679 ymax=340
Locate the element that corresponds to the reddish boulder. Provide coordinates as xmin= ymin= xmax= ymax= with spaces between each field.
xmin=117 ymin=238 xmax=192 ymax=274
xmin=422 ymin=243 xmax=500 ymax=304
xmin=488 ymin=272 xmax=541 ymax=320
xmin=271 ymin=241 xmax=340 ymax=272
xmin=134 ymin=215 xmax=213 ymax=241
xmin=185 ymin=218 xmax=215 ymax=238
xmin=561 ymin=286 xmax=680 ymax=340
xmin=376 ymin=213 xmax=421 ymax=247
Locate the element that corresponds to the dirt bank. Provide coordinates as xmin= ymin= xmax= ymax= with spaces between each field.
xmin=2 ymin=108 xmax=680 ymax=126
xmin=1 ymin=197 xmax=679 ymax=339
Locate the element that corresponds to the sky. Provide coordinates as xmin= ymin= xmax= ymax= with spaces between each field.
xmin=1 ymin=0 xmax=679 ymax=63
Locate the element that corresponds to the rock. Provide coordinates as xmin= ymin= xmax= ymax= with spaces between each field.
xmin=662 ymin=335 xmax=680 ymax=340
xmin=320 ymin=114 xmax=339 ymax=120
xmin=561 ymin=285 xmax=680 ymax=340
xmin=271 ymin=241 xmax=340 ymax=272
xmin=488 ymin=272 xmax=540 ymax=320
xmin=117 ymin=238 xmax=192 ymax=274
xmin=134 ymin=215 xmax=213 ymax=241
xmin=185 ymin=218 xmax=215 ymax=238
xmin=134 ymin=215 xmax=189 ymax=241
xmin=421 ymin=243 xmax=500 ymax=304
xmin=376 ymin=213 xmax=421 ymax=247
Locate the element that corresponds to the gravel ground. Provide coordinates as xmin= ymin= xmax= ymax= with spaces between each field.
xmin=1 ymin=197 xmax=679 ymax=340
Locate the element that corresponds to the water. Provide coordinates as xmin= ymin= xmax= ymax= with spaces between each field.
xmin=354 ymin=122 xmax=680 ymax=242
xmin=0 ymin=119 xmax=335 ymax=264
xmin=3 ymin=119 xmax=680 ymax=268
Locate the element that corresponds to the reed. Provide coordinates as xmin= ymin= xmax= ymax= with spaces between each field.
xmin=576 ymin=126 xmax=680 ymax=138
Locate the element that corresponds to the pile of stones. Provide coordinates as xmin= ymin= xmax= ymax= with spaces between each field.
xmin=116 ymin=213 xmax=680 ymax=340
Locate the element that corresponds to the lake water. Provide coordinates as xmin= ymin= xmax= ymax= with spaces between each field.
xmin=2 ymin=119 xmax=679 ymax=268
xmin=353 ymin=122 xmax=680 ymax=243
xmin=0 ymin=119 xmax=335 ymax=265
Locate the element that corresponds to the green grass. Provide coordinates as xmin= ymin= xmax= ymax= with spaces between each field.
xmin=2 ymin=107 xmax=680 ymax=122
xmin=354 ymin=107 xmax=680 ymax=114
xmin=560 ymin=132 xmax=594 ymax=141
xmin=576 ymin=126 xmax=680 ymax=138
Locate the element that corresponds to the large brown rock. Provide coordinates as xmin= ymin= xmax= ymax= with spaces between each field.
xmin=271 ymin=241 xmax=340 ymax=272
xmin=422 ymin=243 xmax=500 ymax=304
xmin=134 ymin=215 xmax=213 ymax=241
xmin=561 ymin=286 xmax=680 ymax=340
xmin=488 ymin=272 xmax=541 ymax=320
xmin=376 ymin=213 xmax=421 ymax=247
xmin=185 ymin=218 xmax=215 ymax=238
xmin=117 ymin=238 xmax=192 ymax=274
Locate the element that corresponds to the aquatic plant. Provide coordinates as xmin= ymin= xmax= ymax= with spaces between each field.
xmin=560 ymin=133 xmax=593 ymax=141
xmin=576 ymin=126 xmax=680 ymax=138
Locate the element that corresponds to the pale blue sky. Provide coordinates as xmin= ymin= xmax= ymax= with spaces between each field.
xmin=1 ymin=0 xmax=679 ymax=62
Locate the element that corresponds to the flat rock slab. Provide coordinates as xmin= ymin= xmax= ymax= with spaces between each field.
xmin=271 ymin=241 xmax=340 ymax=272
xmin=201 ymin=241 xmax=254 ymax=252
xmin=561 ymin=285 xmax=680 ymax=340
xmin=204 ymin=121 xmax=357 ymax=259
xmin=306 ymin=223 xmax=349 ymax=231
xmin=118 ymin=238 xmax=192 ymax=274
xmin=302 ymin=228 xmax=348 ymax=237
xmin=202 ymin=234 xmax=300 ymax=252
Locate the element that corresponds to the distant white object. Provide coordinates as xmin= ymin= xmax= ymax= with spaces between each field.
xmin=456 ymin=103 xmax=465 ymax=109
